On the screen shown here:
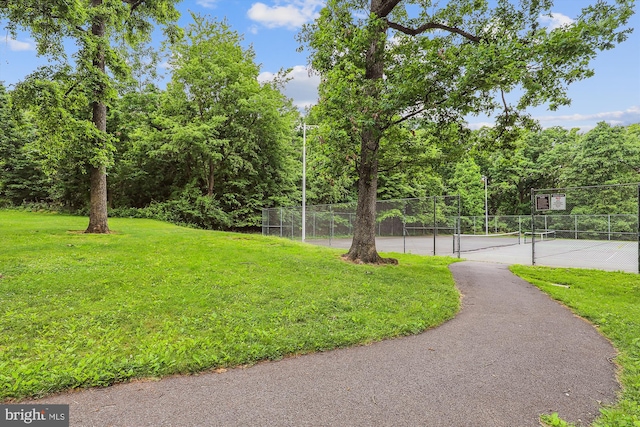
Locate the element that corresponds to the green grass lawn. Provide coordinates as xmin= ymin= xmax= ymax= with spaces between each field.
xmin=511 ymin=265 xmax=640 ymax=427
xmin=0 ymin=210 xmax=460 ymax=401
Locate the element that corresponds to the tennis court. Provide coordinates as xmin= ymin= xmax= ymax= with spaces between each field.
xmin=530 ymin=237 xmax=637 ymax=272
xmin=265 ymin=185 xmax=640 ymax=273
xmin=306 ymin=233 xmax=639 ymax=273
xmin=308 ymin=232 xmax=523 ymax=256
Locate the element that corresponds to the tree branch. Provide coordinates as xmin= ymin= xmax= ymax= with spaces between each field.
xmin=500 ymin=88 xmax=510 ymax=120
xmin=386 ymin=20 xmax=481 ymax=43
xmin=149 ymin=121 xmax=168 ymax=132
xmin=51 ymin=15 xmax=87 ymax=33
xmin=128 ymin=0 xmax=145 ymax=13
xmin=378 ymin=159 xmax=406 ymax=174
xmin=122 ymin=0 xmax=145 ymax=18
xmin=64 ymin=79 xmax=82 ymax=98
xmin=375 ymin=0 xmax=403 ymax=18
xmin=384 ymin=94 xmax=451 ymax=130
xmin=385 ymin=105 xmax=429 ymax=130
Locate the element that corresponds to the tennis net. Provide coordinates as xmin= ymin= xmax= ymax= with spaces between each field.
xmin=524 ymin=230 xmax=556 ymax=244
xmin=456 ymin=231 xmax=521 ymax=252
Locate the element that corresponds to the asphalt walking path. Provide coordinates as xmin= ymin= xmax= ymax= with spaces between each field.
xmin=32 ymin=262 xmax=619 ymax=426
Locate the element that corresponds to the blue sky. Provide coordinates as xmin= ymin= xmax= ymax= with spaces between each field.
xmin=1 ymin=0 xmax=638 ymax=131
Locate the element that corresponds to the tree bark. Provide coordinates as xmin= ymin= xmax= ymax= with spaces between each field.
xmin=86 ymin=165 xmax=110 ymax=233
xmin=343 ymin=0 xmax=396 ymax=264
xmin=344 ymin=133 xmax=386 ymax=264
xmin=85 ymin=0 xmax=110 ymax=233
xmin=208 ymin=157 xmax=214 ymax=197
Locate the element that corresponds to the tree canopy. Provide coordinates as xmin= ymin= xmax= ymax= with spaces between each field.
xmin=1 ymin=1 xmax=638 ymax=240
xmin=113 ymin=14 xmax=299 ymax=228
xmin=1 ymin=0 xmax=182 ymax=232
xmin=299 ymin=0 xmax=635 ymax=264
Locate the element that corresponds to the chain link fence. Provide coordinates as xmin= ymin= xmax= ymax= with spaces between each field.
xmin=531 ymin=184 xmax=640 ymax=272
xmin=262 ymin=196 xmax=461 ymax=256
xmin=459 ymin=215 xmax=531 ymax=236
xmin=263 ymin=185 xmax=640 ymax=272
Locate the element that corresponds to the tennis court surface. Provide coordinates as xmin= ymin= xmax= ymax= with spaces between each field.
xmin=307 ymin=234 xmax=639 ymax=273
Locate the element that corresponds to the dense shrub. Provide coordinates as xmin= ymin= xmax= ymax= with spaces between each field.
xmin=110 ymin=188 xmax=231 ymax=230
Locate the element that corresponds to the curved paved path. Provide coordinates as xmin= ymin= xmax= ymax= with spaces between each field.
xmin=32 ymin=262 xmax=619 ymax=426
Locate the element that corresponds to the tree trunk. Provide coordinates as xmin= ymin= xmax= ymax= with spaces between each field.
xmin=86 ymin=165 xmax=109 ymax=233
xmin=85 ymin=0 xmax=110 ymax=233
xmin=343 ymin=1 xmax=396 ymax=264
xmin=344 ymin=133 xmax=389 ymax=264
xmin=208 ymin=157 xmax=214 ymax=197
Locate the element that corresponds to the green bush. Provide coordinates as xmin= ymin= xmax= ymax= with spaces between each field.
xmin=110 ymin=187 xmax=231 ymax=230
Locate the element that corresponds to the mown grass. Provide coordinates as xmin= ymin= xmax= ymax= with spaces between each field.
xmin=0 ymin=210 xmax=460 ymax=401
xmin=511 ymin=265 xmax=640 ymax=427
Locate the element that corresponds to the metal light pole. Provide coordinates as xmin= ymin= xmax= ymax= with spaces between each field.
xmin=301 ymin=123 xmax=319 ymax=242
xmin=482 ymin=175 xmax=488 ymax=235
xmin=302 ymin=124 xmax=307 ymax=241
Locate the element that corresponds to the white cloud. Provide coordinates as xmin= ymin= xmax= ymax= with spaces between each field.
xmin=247 ymin=1 xmax=323 ymax=30
xmin=467 ymin=121 xmax=496 ymax=131
xmin=539 ymin=13 xmax=575 ymax=30
xmin=2 ymin=36 xmax=35 ymax=52
xmin=260 ymin=65 xmax=320 ymax=110
xmin=466 ymin=106 xmax=640 ymax=132
xmin=284 ymin=65 xmax=320 ymax=109
xmin=535 ymin=106 xmax=640 ymax=127
xmin=258 ymin=71 xmax=276 ymax=83
xmin=196 ymin=0 xmax=219 ymax=8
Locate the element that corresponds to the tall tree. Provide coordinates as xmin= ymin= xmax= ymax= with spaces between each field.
xmin=448 ymin=156 xmax=484 ymax=216
xmin=129 ymin=14 xmax=299 ymax=228
xmin=485 ymin=127 xmax=578 ymax=215
xmin=560 ymin=122 xmax=640 ymax=187
xmin=107 ymin=85 xmax=174 ymax=209
xmin=0 ymin=84 xmax=49 ymax=205
xmin=300 ymin=0 xmax=634 ymax=264
xmin=1 ymin=0 xmax=181 ymax=233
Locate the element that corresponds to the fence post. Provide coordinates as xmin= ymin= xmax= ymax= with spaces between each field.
xmin=452 ymin=212 xmax=456 ymax=255
xmin=433 ymin=196 xmax=437 ymax=256
xmin=608 ymin=214 xmax=611 ymax=241
xmin=457 ymin=195 xmax=461 ymax=258
xmin=531 ymin=189 xmax=536 ymax=266
xmin=403 ymin=203 xmax=406 ymax=254
xmin=575 ymin=215 xmax=578 ymax=240
xmin=279 ymin=207 xmax=283 ymax=238
xmin=330 ymin=206 xmax=334 ymax=246
xmin=518 ymin=215 xmax=522 ymax=242
xmin=637 ymin=184 xmax=640 ymax=273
